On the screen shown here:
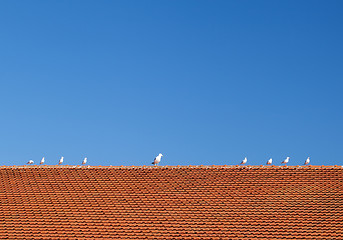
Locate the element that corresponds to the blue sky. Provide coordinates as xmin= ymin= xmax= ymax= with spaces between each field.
xmin=0 ymin=1 xmax=342 ymax=166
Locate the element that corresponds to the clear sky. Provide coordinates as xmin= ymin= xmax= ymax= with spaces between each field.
xmin=0 ymin=1 xmax=342 ymax=166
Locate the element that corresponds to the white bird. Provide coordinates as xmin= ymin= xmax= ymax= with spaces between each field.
xmin=241 ymin=157 xmax=247 ymax=165
xmin=40 ymin=157 xmax=45 ymax=165
xmin=305 ymin=157 xmax=310 ymax=165
xmin=59 ymin=157 xmax=64 ymax=165
xmin=282 ymin=157 xmax=290 ymax=165
xmin=267 ymin=158 xmax=272 ymax=165
xmin=82 ymin=157 xmax=87 ymax=165
xmin=152 ymin=153 xmax=163 ymax=166
xmin=27 ymin=160 xmax=34 ymax=165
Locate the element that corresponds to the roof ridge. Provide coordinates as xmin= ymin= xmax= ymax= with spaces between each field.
xmin=0 ymin=165 xmax=342 ymax=169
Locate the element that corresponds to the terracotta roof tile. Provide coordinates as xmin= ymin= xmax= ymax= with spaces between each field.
xmin=0 ymin=165 xmax=342 ymax=239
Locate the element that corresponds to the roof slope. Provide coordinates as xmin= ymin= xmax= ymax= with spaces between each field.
xmin=0 ymin=165 xmax=342 ymax=239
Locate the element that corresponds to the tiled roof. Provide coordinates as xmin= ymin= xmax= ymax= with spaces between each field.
xmin=0 ymin=165 xmax=342 ymax=239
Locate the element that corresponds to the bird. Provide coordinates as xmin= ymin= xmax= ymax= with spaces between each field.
xmin=82 ymin=157 xmax=87 ymax=165
xmin=40 ymin=157 xmax=45 ymax=165
xmin=282 ymin=157 xmax=290 ymax=165
xmin=152 ymin=153 xmax=163 ymax=166
xmin=59 ymin=157 xmax=64 ymax=165
xmin=267 ymin=158 xmax=272 ymax=165
xmin=241 ymin=157 xmax=247 ymax=165
xmin=27 ymin=160 xmax=34 ymax=165
xmin=305 ymin=157 xmax=310 ymax=165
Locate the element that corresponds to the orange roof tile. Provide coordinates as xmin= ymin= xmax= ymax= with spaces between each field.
xmin=0 ymin=165 xmax=342 ymax=239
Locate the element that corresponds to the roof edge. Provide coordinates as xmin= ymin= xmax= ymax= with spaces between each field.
xmin=0 ymin=165 xmax=342 ymax=169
